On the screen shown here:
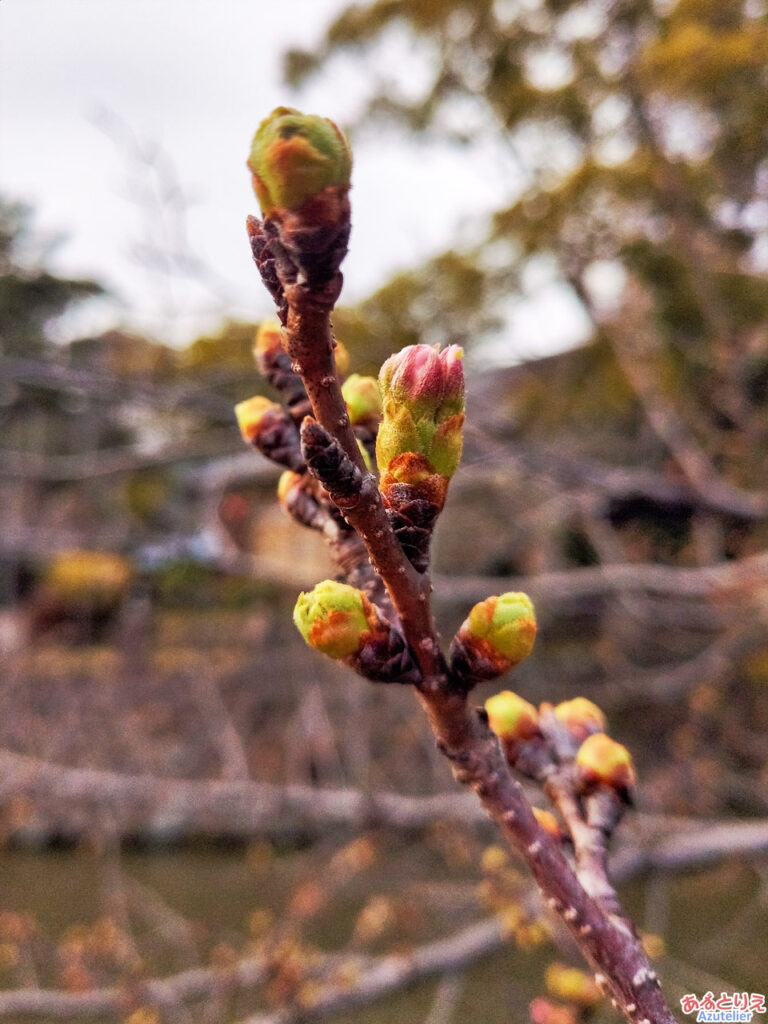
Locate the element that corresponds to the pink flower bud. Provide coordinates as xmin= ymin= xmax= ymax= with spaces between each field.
xmin=376 ymin=344 xmax=465 ymax=476
xmin=380 ymin=344 xmax=464 ymax=420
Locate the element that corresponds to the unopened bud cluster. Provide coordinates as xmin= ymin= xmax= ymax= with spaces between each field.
xmin=484 ymin=688 xmax=636 ymax=804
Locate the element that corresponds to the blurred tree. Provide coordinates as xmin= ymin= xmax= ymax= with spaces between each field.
xmin=282 ymin=0 xmax=768 ymax=836
xmin=288 ymin=0 xmax=768 ymax=486
xmin=0 ymin=198 xmax=102 ymax=357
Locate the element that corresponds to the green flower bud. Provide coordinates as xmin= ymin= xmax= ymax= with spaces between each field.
xmin=253 ymin=320 xmax=283 ymax=359
xmin=234 ymin=395 xmax=283 ymax=446
xmin=357 ymin=438 xmax=373 ymax=472
xmin=248 ymin=107 xmax=352 ymax=216
xmin=293 ymin=580 xmax=373 ymax=659
xmin=532 ymin=808 xmax=562 ymax=838
xmin=429 ymin=412 xmax=464 ymax=478
xmin=485 ymin=690 xmax=540 ymax=742
xmin=576 ymin=733 xmax=636 ymax=794
xmin=545 ymin=964 xmax=601 ymax=1007
xmin=376 ymin=344 xmax=464 ymax=479
xmin=553 ymin=697 xmax=606 ymax=743
xmin=467 ymin=593 xmax=537 ymax=665
xmin=341 ymin=374 xmax=382 ymax=424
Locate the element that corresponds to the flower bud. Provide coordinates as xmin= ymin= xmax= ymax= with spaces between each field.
xmin=254 ymin=320 xmax=283 ymax=359
xmin=293 ymin=580 xmax=420 ymax=684
xmin=480 ymin=845 xmax=509 ymax=873
xmin=334 ymin=339 xmax=350 ymax=377
xmin=376 ymin=344 xmax=465 ymax=479
xmin=545 ymin=963 xmax=601 ymax=1007
xmin=341 ymin=374 xmax=382 ymax=425
xmin=576 ymin=733 xmax=636 ymax=795
xmin=379 ymin=344 xmax=464 ymax=423
xmin=532 ymin=808 xmax=561 ymax=838
xmin=248 ymin=107 xmax=352 ymax=216
xmin=293 ymin=580 xmax=374 ymax=659
xmin=234 ymin=395 xmax=284 ymax=446
xmin=485 ymin=690 xmax=540 ymax=743
xmin=451 ymin=594 xmax=537 ymax=686
xmin=278 ymin=470 xmax=302 ymax=505
xmin=529 ymin=998 xmax=578 ymax=1024
xmin=468 ymin=593 xmax=537 ymax=665
xmin=553 ymin=697 xmax=606 ymax=743
xmin=235 ymin=395 xmax=304 ymax=471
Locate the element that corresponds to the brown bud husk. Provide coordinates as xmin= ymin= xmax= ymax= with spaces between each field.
xmin=261 ymin=188 xmax=351 ymax=291
xmin=278 ymin=471 xmax=326 ymax=531
xmin=379 ymin=453 xmax=448 ymax=573
xmin=247 ymin=216 xmax=287 ymax=321
xmin=301 ymin=417 xmax=363 ymax=503
xmin=235 ymin=395 xmax=305 ymax=472
xmin=355 ymin=622 xmax=422 ymax=685
xmin=251 ymin=318 xmax=311 ymax=422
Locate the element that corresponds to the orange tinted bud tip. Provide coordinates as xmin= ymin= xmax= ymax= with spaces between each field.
xmin=553 ymin=697 xmax=607 ymax=742
xmin=576 ymin=733 xmax=636 ymax=793
xmin=254 ymin=320 xmax=283 ymax=356
xmin=277 ymin=470 xmax=302 ymax=504
xmin=529 ymin=997 xmax=578 ymax=1024
xmin=468 ymin=593 xmax=537 ymax=666
xmin=293 ymin=580 xmax=374 ymax=660
xmin=545 ymin=963 xmax=602 ymax=1007
xmin=532 ymin=808 xmax=561 ymax=838
xmin=248 ymin=107 xmax=352 ymax=216
xmin=334 ymin=339 xmax=350 ymax=376
xmin=234 ymin=395 xmax=282 ymax=445
xmin=485 ymin=690 xmax=540 ymax=742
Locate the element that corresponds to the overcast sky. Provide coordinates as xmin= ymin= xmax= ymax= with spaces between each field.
xmin=0 ymin=0 xmax=588 ymax=357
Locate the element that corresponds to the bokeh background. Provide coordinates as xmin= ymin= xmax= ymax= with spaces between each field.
xmin=1 ymin=1 xmax=767 ymax=1022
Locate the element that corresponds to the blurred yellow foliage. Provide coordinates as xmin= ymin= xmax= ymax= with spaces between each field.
xmin=43 ymin=550 xmax=133 ymax=604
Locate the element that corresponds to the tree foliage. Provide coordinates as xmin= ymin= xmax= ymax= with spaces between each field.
xmin=288 ymin=0 xmax=768 ymax=477
xmin=0 ymin=199 xmax=103 ymax=356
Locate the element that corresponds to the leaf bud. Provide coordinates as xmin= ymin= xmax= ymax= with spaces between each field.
xmin=334 ymin=339 xmax=350 ymax=377
xmin=277 ymin=470 xmax=302 ymax=505
xmin=248 ymin=106 xmax=352 ymax=217
xmin=451 ymin=593 xmax=537 ymax=685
